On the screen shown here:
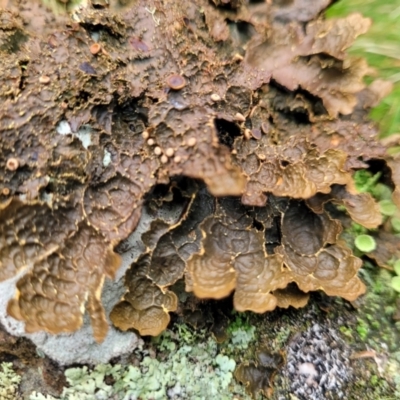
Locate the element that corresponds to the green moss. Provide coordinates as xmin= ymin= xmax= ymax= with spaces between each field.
xmin=371 ymin=375 xmax=379 ymax=386
xmin=355 ymin=267 xmax=399 ymax=347
xmin=356 ymin=318 xmax=369 ymax=340
xmin=273 ymin=326 xmax=292 ymax=348
xmin=339 ymin=325 xmax=353 ymax=339
xmin=372 ymin=183 xmax=394 ymax=201
xmin=353 ymin=170 xmax=382 ymax=194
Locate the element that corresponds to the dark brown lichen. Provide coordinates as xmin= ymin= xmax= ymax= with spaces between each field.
xmin=235 ymin=348 xmax=284 ymax=398
xmin=0 ymin=0 xmax=395 ymax=341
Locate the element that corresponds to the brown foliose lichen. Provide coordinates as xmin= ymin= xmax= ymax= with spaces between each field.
xmin=0 ymin=0 xmax=394 ymax=341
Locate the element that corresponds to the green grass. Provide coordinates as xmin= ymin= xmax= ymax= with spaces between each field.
xmin=327 ymin=0 xmax=400 ymax=138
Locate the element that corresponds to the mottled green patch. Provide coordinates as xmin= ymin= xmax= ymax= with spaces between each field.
xmin=30 ymin=323 xmax=249 ymax=400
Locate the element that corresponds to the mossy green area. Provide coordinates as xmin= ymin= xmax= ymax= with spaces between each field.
xmin=348 ymin=265 xmax=400 ymax=398
xmin=327 ymin=0 xmax=400 ymax=139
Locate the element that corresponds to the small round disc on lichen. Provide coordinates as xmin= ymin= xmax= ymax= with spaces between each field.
xmin=166 ymin=74 xmax=186 ymax=90
xmin=354 ymin=234 xmax=376 ymax=253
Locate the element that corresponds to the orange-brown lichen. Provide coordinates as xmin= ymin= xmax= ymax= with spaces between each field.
xmin=110 ymin=254 xmax=179 ymax=336
xmin=186 ymin=196 xmax=366 ymax=316
xmin=273 ymin=285 xmax=310 ymax=309
xmin=235 ymin=136 xmax=352 ymax=206
xmin=307 ymin=185 xmax=382 ymax=229
xmin=1 ymin=200 xmax=121 ymax=342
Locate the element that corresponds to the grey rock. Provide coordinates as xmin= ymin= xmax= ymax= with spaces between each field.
xmin=282 ymin=323 xmax=353 ymax=400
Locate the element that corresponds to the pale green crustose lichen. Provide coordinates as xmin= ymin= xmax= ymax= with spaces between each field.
xmin=0 ymin=362 xmax=21 ymax=400
xmin=29 ymin=324 xmax=248 ymax=400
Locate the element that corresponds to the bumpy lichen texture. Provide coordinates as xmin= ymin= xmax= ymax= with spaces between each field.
xmin=0 ymin=362 xmax=21 ymax=400
xmin=29 ymin=325 xmax=243 ymax=400
xmin=0 ymin=0 xmax=393 ymax=340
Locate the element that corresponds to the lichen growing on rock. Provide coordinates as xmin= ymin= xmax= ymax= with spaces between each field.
xmin=0 ymin=362 xmax=21 ymax=400
xmin=0 ymin=0 xmax=396 ymax=347
xmin=29 ymin=324 xmax=243 ymax=400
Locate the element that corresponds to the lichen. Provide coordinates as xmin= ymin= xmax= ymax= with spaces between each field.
xmin=29 ymin=324 xmax=245 ymax=400
xmin=226 ymin=314 xmax=256 ymax=351
xmin=0 ymin=0 xmax=397 ymax=345
xmin=0 ymin=362 xmax=21 ymax=400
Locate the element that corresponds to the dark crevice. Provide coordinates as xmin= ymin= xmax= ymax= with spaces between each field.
xmin=214 ymin=118 xmax=241 ymax=149
xmin=75 ymin=90 xmax=91 ymax=107
xmin=18 ymin=60 xmax=29 ymax=91
xmin=227 ymin=20 xmax=256 ymax=46
xmin=265 ymin=215 xmax=282 ymax=254
xmin=269 ymin=79 xmax=327 ymax=123
xmin=252 ymin=218 xmax=264 ymax=231
xmin=280 ymin=160 xmax=290 ymax=167
xmin=112 ymin=98 xmax=149 ymax=137
xmin=80 ymin=23 xmax=123 ymax=38
xmin=366 ymin=159 xmax=394 ymax=189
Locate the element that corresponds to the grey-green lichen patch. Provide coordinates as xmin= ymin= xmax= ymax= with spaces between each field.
xmin=0 ymin=362 xmax=21 ymax=400
xmin=226 ymin=314 xmax=257 ymax=352
xmin=29 ymin=323 xmax=249 ymax=400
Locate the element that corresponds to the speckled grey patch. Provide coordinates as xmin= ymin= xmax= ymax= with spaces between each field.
xmin=281 ymin=323 xmax=353 ymax=400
